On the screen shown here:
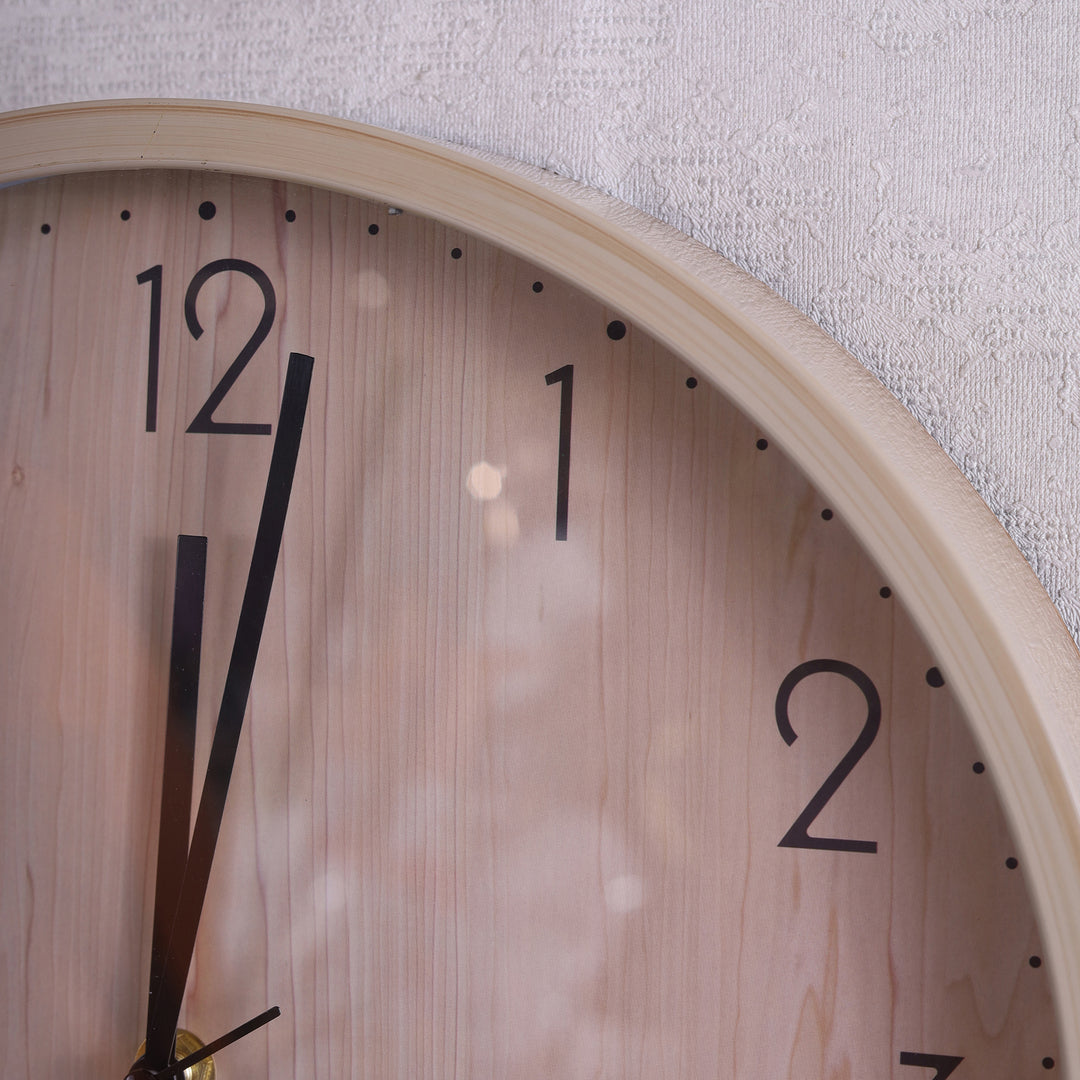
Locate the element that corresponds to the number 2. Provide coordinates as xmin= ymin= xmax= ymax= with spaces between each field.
xmin=775 ymin=658 xmax=881 ymax=853
xmin=899 ymin=1051 xmax=963 ymax=1078
xmin=184 ymin=259 xmax=276 ymax=434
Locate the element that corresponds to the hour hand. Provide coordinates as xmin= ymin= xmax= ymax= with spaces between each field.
xmin=145 ymin=534 xmax=206 ymax=1053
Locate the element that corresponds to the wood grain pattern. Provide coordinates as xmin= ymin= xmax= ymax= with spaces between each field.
xmin=0 ymin=170 xmax=1060 ymax=1078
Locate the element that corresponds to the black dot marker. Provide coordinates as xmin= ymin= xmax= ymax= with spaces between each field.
xmin=121 ymin=209 xmax=131 ymax=221
xmin=40 ymin=224 xmax=51 ymax=234
xmin=1043 ymin=1058 xmax=1055 ymax=1070
xmin=1030 ymin=955 xmax=1042 ymax=968
xmin=451 ymin=247 xmax=462 ymax=259
xmin=532 ymin=281 xmax=544 ymax=293
xmin=756 ymin=438 xmax=768 ymax=450
xmin=821 ymin=508 xmax=833 ymax=521
xmin=686 ymin=376 xmax=698 ymax=389
xmin=368 ymin=223 xmax=379 ymax=235
xmin=285 ymin=209 xmax=296 ymax=222
xmin=606 ymin=320 xmax=626 ymax=340
xmin=879 ymin=586 xmax=892 ymax=599
xmin=1006 ymin=856 xmax=1019 ymax=870
xmin=198 ymin=201 xmax=216 ymax=220
xmin=926 ymin=667 xmax=945 ymax=688
xmin=972 ymin=761 xmax=985 ymax=774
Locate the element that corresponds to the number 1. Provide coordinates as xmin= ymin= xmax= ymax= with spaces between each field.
xmin=137 ymin=264 xmax=163 ymax=432
xmin=545 ymin=364 xmax=573 ymax=541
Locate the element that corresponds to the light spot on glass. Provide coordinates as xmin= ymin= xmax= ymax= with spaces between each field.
xmin=604 ymin=874 xmax=644 ymax=914
xmin=466 ymin=460 xmax=505 ymax=501
xmin=484 ymin=502 xmax=520 ymax=546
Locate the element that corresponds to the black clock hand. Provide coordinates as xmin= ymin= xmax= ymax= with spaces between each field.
xmin=142 ymin=352 xmax=313 ymax=1069
xmin=157 ymin=1006 xmax=280 ymax=1079
xmin=128 ymin=1006 xmax=281 ymax=1080
xmin=145 ymin=534 xmax=206 ymax=1055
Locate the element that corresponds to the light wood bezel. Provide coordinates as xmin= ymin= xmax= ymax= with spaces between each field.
xmin=2 ymin=98 xmax=1080 ymax=1074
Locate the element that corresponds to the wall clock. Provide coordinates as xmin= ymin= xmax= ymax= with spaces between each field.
xmin=2 ymin=99 xmax=1080 ymax=1080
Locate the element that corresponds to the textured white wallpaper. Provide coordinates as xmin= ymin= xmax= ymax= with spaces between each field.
xmin=4 ymin=0 xmax=1080 ymax=637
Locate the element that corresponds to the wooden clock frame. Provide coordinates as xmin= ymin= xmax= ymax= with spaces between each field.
xmin=2 ymin=98 xmax=1080 ymax=1074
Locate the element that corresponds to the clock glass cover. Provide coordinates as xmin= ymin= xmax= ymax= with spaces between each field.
xmin=0 ymin=166 xmax=1062 ymax=1079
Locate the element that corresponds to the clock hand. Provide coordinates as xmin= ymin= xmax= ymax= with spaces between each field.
xmin=142 ymin=352 xmax=313 ymax=1069
xmin=127 ymin=1006 xmax=281 ymax=1080
xmin=145 ymin=534 xmax=206 ymax=1055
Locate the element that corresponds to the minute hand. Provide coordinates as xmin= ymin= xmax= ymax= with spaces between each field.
xmin=144 ymin=352 xmax=313 ymax=1068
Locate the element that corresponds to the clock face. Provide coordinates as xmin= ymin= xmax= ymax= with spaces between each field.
xmin=0 ymin=167 xmax=1062 ymax=1079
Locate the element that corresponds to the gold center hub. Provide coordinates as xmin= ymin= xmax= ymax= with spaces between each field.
xmin=134 ymin=1029 xmax=215 ymax=1080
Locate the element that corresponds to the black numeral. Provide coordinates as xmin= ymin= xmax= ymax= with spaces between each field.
xmin=184 ymin=259 xmax=276 ymax=434
xmin=900 ymin=1051 xmax=963 ymax=1079
xmin=545 ymin=364 xmax=573 ymax=541
xmin=776 ymin=658 xmax=881 ymax=853
xmin=137 ymin=259 xmax=278 ymax=435
xmin=137 ymin=264 xmax=163 ymax=432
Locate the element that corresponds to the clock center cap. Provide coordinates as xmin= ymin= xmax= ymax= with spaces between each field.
xmin=131 ymin=1029 xmax=215 ymax=1080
